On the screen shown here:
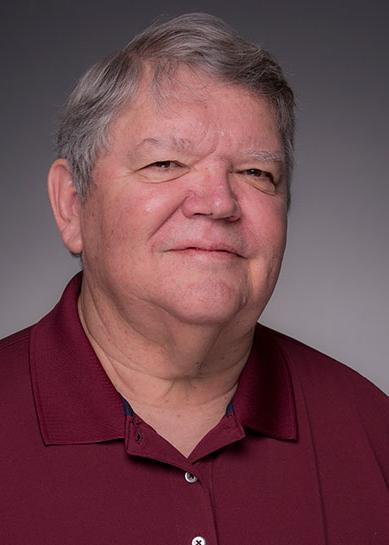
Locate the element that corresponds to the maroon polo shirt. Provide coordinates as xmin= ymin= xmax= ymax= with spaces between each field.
xmin=1 ymin=273 xmax=388 ymax=545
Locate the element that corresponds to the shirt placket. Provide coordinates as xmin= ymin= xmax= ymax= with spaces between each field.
xmin=124 ymin=413 xmax=246 ymax=545
xmin=168 ymin=461 xmax=219 ymax=545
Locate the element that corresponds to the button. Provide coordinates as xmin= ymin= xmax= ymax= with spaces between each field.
xmin=192 ymin=537 xmax=206 ymax=545
xmin=185 ymin=472 xmax=198 ymax=484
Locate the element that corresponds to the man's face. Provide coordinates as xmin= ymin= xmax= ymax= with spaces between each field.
xmin=78 ymin=68 xmax=288 ymax=328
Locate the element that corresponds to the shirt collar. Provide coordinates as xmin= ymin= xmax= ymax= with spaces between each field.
xmin=30 ymin=272 xmax=125 ymax=445
xmin=233 ymin=325 xmax=297 ymax=441
xmin=30 ymin=273 xmax=296 ymax=445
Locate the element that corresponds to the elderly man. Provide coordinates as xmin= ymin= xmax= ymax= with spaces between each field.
xmin=1 ymin=13 xmax=388 ymax=545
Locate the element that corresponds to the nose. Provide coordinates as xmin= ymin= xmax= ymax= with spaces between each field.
xmin=181 ymin=169 xmax=241 ymax=222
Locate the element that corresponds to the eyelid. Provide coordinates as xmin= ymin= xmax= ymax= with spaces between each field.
xmin=238 ymin=168 xmax=276 ymax=182
xmin=236 ymin=167 xmax=281 ymax=196
xmin=144 ymin=160 xmax=182 ymax=169
xmin=137 ymin=160 xmax=189 ymax=183
xmin=246 ymin=168 xmax=273 ymax=178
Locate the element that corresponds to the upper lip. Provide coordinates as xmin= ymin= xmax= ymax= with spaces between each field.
xmin=170 ymin=242 xmax=244 ymax=257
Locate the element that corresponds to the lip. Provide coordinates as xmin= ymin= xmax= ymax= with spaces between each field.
xmin=169 ymin=242 xmax=244 ymax=258
xmin=169 ymin=248 xmax=242 ymax=262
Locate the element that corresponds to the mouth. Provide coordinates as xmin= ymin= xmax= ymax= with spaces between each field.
xmin=170 ymin=245 xmax=244 ymax=259
xmin=183 ymin=247 xmax=235 ymax=253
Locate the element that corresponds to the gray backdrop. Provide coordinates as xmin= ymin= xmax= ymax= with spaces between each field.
xmin=1 ymin=0 xmax=388 ymax=394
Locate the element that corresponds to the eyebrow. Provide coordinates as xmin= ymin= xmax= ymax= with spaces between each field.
xmin=244 ymin=150 xmax=284 ymax=163
xmin=134 ymin=138 xmax=284 ymax=164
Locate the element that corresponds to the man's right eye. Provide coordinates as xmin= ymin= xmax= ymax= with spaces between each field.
xmin=138 ymin=160 xmax=188 ymax=183
xmin=146 ymin=161 xmax=180 ymax=169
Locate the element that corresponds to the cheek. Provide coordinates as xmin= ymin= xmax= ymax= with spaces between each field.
xmin=79 ymin=191 xmax=129 ymax=261
xmin=140 ymin=187 xmax=183 ymax=222
xmin=95 ymin=185 xmax=185 ymax=252
xmin=245 ymin=206 xmax=286 ymax=305
xmin=242 ymin=191 xmax=287 ymax=257
xmin=261 ymin=212 xmax=287 ymax=256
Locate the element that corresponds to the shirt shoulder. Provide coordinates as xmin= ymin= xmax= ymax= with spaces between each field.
xmin=265 ymin=326 xmax=388 ymax=401
xmin=0 ymin=327 xmax=33 ymax=404
xmin=260 ymin=325 xmax=389 ymax=482
xmin=0 ymin=327 xmax=31 ymax=368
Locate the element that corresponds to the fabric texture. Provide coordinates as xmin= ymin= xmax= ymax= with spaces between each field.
xmin=1 ymin=273 xmax=388 ymax=545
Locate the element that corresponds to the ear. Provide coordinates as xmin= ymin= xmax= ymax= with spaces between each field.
xmin=48 ymin=159 xmax=83 ymax=255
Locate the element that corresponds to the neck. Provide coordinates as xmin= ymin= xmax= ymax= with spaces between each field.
xmin=77 ymin=277 xmax=255 ymax=455
xmin=79 ymin=277 xmax=254 ymax=404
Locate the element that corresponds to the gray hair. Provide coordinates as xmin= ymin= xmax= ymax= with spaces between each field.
xmin=56 ymin=13 xmax=295 ymax=201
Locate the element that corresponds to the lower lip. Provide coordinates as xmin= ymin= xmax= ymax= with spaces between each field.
xmin=171 ymin=249 xmax=240 ymax=260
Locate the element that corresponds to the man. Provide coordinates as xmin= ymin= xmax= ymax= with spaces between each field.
xmin=1 ymin=12 xmax=388 ymax=545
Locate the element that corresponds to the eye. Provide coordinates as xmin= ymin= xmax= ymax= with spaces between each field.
xmin=139 ymin=160 xmax=188 ymax=183
xmin=146 ymin=160 xmax=181 ymax=169
xmin=244 ymin=168 xmax=274 ymax=181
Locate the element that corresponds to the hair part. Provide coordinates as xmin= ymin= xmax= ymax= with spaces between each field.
xmin=56 ymin=12 xmax=295 ymax=202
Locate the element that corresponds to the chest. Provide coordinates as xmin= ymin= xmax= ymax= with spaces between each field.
xmin=2 ymin=431 xmax=388 ymax=545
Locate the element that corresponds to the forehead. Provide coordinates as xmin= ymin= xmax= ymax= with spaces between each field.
xmin=109 ymin=66 xmax=281 ymax=155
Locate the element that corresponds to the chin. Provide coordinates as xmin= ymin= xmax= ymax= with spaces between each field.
xmin=171 ymin=307 xmax=240 ymax=326
xmin=159 ymin=284 xmax=251 ymax=326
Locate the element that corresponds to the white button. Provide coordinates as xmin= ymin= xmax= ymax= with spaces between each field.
xmin=185 ymin=472 xmax=198 ymax=483
xmin=192 ymin=537 xmax=206 ymax=545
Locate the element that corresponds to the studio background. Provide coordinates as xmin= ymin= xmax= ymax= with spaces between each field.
xmin=1 ymin=0 xmax=388 ymax=394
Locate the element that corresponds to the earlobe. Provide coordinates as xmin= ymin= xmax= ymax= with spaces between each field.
xmin=47 ymin=159 xmax=83 ymax=254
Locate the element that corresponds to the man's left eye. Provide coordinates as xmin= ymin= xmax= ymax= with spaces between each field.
xmin=244 ymin=168 xmax=273 ymax=180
